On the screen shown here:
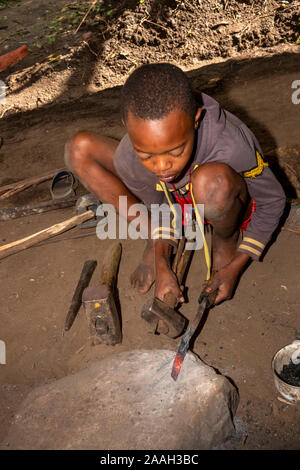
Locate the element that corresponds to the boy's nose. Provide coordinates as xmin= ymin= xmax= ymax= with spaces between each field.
xmin=154 ymin=157 xmax=172 ymax=173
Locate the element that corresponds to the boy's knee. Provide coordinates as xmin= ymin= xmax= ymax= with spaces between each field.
xmin=64 ymin=131 xmax=94 ymax=170
xmin=191 ymin=162 xmax=240 ymax=218
xmin=192 ymin=162 xmax=235 ymax=202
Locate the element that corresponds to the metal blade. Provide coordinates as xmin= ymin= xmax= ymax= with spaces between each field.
xmin=171 ymin=297 xmax=208 ymax=381
xmin=171 ymin=351 xmax=184 ymax=381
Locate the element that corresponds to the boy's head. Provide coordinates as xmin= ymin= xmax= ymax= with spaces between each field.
xmin=122 ymin=63 xmax=202 ymax=183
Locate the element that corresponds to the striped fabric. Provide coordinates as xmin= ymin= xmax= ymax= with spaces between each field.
xmin=237 ymin=231 xmax=267 ymax=260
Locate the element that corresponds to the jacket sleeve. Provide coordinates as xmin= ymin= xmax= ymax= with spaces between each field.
xmin=238 ymin=165 xmax=286 ymax=259
xmin=212 ymin=122 xmax=286 ymax=260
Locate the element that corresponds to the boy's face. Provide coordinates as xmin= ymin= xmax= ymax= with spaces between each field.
xmin=125 ymin=107 xmax=202 ymax=183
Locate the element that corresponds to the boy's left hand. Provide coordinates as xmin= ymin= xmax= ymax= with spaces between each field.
xmin=204 ymin=266 xmax=238 ymax=304
xmin=204 ymin=252 xmax=250 ymax=304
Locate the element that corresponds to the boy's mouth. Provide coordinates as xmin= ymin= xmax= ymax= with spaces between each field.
xmin=157 ymin=174 xmax=176 ymax=183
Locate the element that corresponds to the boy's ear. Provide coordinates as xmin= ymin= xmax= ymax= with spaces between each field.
xmin=194 ymin=107 xmax=202 ymax=129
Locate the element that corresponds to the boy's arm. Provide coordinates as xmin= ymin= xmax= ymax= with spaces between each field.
xmin=212 ymin=123 xmax=286 ymax=261
xmin=204 ymin=139 xmax=286 ymax=303
xmin=237 ymin=165 xmax=286 ymax=259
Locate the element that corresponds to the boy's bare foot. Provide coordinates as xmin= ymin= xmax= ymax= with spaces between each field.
xmin=211 ymin=231 xmax=240 ymax=272
xmin=130 ymin=241 xmax=155 ymax=293
xmin=204 ymin=230 xmax=250 ymax=304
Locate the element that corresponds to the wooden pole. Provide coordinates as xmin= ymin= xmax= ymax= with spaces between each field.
xmin=0 ymin=210 xmax=94 ymax=260
xmin=0 ymin=167 xmax=65 ymax=200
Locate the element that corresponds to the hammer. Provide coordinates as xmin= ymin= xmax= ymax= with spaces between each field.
xmin=141 ymin=237 xmax=193 ymax=338
xmin=0 ymin=194 xmax=101 ymax=260
xmin=82 ymin=242 xmax=122 ymax=346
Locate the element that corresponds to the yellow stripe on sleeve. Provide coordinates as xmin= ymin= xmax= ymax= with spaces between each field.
xmin=238 ymin=244 xmax=261 ymax=257
xmin=242 ymin=237 xmax=265 ymax=249
xmin=152 ymin=226 xmax=176 ymax=236
xmin=152 ymin=234 xmax=177 ymax=243
xmin=243 ymin=151 xmax=269 ymax=178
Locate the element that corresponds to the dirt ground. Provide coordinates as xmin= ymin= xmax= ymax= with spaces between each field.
xmin=0 ymin=0 xmax=300 ymax=451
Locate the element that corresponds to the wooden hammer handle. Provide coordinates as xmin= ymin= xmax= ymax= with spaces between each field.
xmin=0 ymin=209 xmax=94 ymax=260
xmin=99 ymin=242 xmax=122 ymax=288
xmin=162 ymin=238 xmax=192 ymax=309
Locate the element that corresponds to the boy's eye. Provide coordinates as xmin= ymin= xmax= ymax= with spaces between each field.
xmin=170 ymin=148 xmax=184 ymax=157
xmin=136 ymin=145 xmax=185 ymax=160
xmin=138 ymin=154 xmax=152 ymax=161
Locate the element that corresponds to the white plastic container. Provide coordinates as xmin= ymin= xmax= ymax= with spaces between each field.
xmin=271 ymin=340 xmax=300 ymax=403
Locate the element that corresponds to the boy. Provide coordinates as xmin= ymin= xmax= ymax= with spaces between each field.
xmin=65 ymin=63 xmax=286 ymax=305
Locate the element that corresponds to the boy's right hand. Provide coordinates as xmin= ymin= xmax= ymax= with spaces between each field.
xmin=154 ymin=265 xmax=184 ymax=304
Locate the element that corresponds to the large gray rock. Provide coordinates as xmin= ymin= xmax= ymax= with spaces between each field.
xmin=5 ymin=350 xmax=239 ymax=450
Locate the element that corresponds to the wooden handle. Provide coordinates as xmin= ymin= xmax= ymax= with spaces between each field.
xmin=0 ymin=167 xmax=65 ymax=200
xmin=171 ymin=236 xmax=185 ymax=274
xmin=0 ymin=209 xmax=94 ymax=260
xmin=162 ymin=238 xmax=192 ymax=308
xmin=176 ymin=248 xmax=193 ymax=285
xmin=64 ymin=260 xmax=97 ymax=331
xmin=99 ymin=242 xmax=122 ymax=288
xmin=157 ymin=238 xmax=193 ymax=335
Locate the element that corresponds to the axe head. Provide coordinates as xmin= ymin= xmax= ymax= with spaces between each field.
xmin=82 ymin=285 xmax=122 ymax=346
xmin=141 ymin=297 xmax=186 ymax=339
xmin=76 ymin=194 xmax=104 ymax=228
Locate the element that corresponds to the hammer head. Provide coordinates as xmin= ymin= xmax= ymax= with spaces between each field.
xmin=76 ymin=193 xmax=103 ymax=228
xmin=141 ymin=297 xmax=186 ymax=339
xmin=82 ymin=284 xmax=122 ymax=346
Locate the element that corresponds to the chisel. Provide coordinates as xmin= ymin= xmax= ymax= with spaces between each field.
xmin=171 ymin=290 xmax=217 ymax=381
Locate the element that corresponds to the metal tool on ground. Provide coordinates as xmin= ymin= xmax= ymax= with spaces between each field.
xmin=171 ymin=289 xmax=217 ymax=381
xmin=64 ymin=260 xmax=98 ymax=332
xmin=82 ymin=242 xmax=122 ymax=346
xmin=141 ymin=237 xmax=192 ymax=339
xmin=0 ymin=197 xmax=78 ymax=221
xmin=76 ymin=193 xmax=102 ymax=228
xmin=0 ymin=194 xmax=101 ymax=261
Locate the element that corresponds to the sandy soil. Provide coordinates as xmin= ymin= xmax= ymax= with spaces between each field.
xmin=0 ymin=0 xmax=300 ymax=451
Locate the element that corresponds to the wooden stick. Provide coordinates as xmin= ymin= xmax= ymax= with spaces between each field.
xmin=75 ymin=0 xmax=98 ymax=34
xmin=0 ymin=197 xmax=77 ymax=221
xmin=283 ymin=227 xmax=300 ymax=234
xmin=0 ymin=167 xmax=65 ymax=200
xmin=64 ymin=260 xmax=97 ymax=331
xmin=172 ymin=236 xmax=185 ymax=275
xmin=100 ymin=242 xmax=122 ymax=288
xmin=0 ymin=209 xmax=94 ymax=260
xmin=176 ymin=248 xmax=193 ymax=284
xmin=157 ymin=238 xmax=193 ymax=335
xmin=163 ymin=237 xmax=192 ymax=309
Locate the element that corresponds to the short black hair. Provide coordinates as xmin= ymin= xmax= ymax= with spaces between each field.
xmin=121 ymin=63 xmax=197 ymax=121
